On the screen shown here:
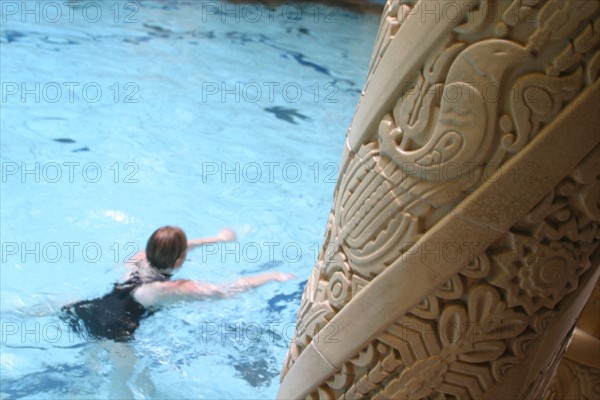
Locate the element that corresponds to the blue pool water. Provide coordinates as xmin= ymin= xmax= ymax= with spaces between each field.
xmin=0 ymin=1 xmax=380 ymax=398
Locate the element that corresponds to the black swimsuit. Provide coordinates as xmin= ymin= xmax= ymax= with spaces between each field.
xmin=62 ymin=268 xmax=170 ymax=342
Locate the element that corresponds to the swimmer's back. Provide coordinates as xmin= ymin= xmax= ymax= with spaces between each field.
xmin=62 ymin=261 xmax=170 ymax=342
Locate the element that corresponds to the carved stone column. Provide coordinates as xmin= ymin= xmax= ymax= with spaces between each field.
xmin=278 ymin=0 xmax=600 ymax=398
xmin=544 ymin=281 xmax=600 ymax=399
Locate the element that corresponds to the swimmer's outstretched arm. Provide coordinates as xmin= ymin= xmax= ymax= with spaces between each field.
xmin=186 ymin=227 xmax=236 ymax=250
xmin=132 ymin=272 xmax=296 ymax=307
xmin=227 ymin=272 xmax=296 ymax=295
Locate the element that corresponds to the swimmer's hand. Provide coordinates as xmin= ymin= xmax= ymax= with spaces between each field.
xmin=227 ymin=272 xmax=297 ymax=294
xmin=271 ymin=272 xmax=296 ymax=282
xmin=217 ymin=227 xmax=236 ymax=242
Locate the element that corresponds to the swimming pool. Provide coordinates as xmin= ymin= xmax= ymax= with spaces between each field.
xmin=0 ymin=1 xmax=380 ymax=398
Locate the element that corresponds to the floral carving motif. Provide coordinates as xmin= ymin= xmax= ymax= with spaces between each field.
xmin=488 ymin=234 xmax=588 ymax=315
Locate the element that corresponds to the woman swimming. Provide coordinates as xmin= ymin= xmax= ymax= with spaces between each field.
xmin=62 ymin=226 xmax=295 ymax=342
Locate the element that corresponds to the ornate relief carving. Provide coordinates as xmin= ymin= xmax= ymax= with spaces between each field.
xmin=543 ymin=277 xmax=600 ymax=399
xmin=367 ymin=1 xmax=416 ymax=79
xmin=487 ymin=232 xmax=592 ymax=315
xmin=334 ymin=144 xmax=421 ymax=278
xmin=519 ymin=327 xmax=574 ymax=399
xmin=303 ymin=149 xmax=599 ymax=399
xmin=545 ymin=358 xmax=600 ymax=400
xmin=503 ymin=69 xmax=583 ymax=155
xmin=527 ymin=1 xmax=599 ymax=55
xmin=280 ymin=0 xmax=600 ymax=398
xmin=380 ymin=38 xmax=531 ymax=181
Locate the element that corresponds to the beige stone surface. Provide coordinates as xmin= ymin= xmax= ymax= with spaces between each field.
xmin=544 ymin=282 xmax=600 ymax=400
xmin=278 ymin=1 xmax=600 ymax=399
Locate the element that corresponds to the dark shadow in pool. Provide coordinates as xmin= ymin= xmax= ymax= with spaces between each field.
xmin=229 ymin=355 xmax=281 ymax=388
xmin=143 ymin=23 xmax=173 ymax=38
xmin=0 ymin=30 xmax=26 ymax=43
xmin=224 ymin=0 xmax=384 ymax=13
xmin=267 ymin=280 xmax=307 ymax=312
xmin=52 ymin=138 xmax=76 ymax=144
xmin=52 ymin=138 xmax=91 ymax=153
xmin=264 ymin=106 xmax=310 ymax=125
xmin=0 ymin=363 xmax=95 ymax=400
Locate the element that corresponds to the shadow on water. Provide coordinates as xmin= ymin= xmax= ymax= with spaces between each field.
xmin=219 ymin=278 xmax=307 ymax=388
xmin=225 ymin=0 xmax=385 ymax=14
xmin=0 ymin=363 xmax=96 ymax=400
xmin=239 ymin=260 xmax=284 ymax=274
xmin=268 ymin=280 xmax=307 ymax=312
xmin=264 ymin=107 xmax=311 ymax=125
xmin=52 ymin=138 xmax=91 ymax=152
xmin=225 ymin=319 xmax=296 ymax=388
xmin=229 ymin=355 xmax=281 ymax=388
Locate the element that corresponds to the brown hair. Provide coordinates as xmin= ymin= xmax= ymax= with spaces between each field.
xmin=145 ymin=226 xmax=187 ymax=271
